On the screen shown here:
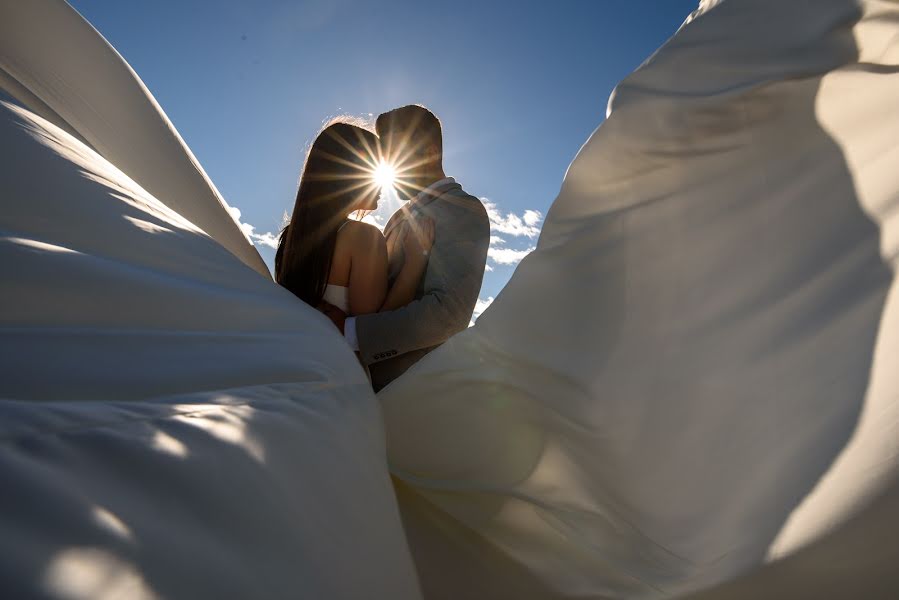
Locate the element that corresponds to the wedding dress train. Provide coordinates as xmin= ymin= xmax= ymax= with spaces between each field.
xmin=1 ymin=0 xmax=897 ymax=598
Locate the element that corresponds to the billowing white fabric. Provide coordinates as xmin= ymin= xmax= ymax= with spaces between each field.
xmin=0 ymin=0 xmax=268 ymax=277
xmin=380 ymin=0 xmax=899 ymax=598
xmin=1 ymin=0 xmax=898 ymax=599
xmin=0 ymin=1 xmax=421 ymax=598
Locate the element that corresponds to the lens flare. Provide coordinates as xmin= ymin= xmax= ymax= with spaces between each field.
xmin=373 ymin=162 xmax=396 ymax=189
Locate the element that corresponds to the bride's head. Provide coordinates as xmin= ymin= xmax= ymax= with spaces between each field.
xmin=275 ymin=118 xmax=380 ymax=306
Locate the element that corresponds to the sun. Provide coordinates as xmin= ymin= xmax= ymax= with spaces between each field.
xmin=373 ymin=161 xmax=396 ymax=189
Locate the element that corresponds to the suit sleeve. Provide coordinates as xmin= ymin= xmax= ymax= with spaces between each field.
xmin=354 ymin=196 xmax=490 ymax=366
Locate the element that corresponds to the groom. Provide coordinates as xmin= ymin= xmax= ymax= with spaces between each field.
xmin=326 ymin=105 xmax=490 ymax=392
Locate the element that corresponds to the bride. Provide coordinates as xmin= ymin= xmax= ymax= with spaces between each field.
xmin=274 ymin=119 xmax=435 ymax=325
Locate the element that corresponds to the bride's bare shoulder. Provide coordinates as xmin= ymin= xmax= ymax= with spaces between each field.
xmin=336 ymin=220 xmax=386 ymax=256
xmin=339 ymin=220 xmax=383 ymax=241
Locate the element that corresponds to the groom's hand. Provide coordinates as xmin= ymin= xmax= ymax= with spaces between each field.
xmin=318 ymin=301 xmax=347 ymax=335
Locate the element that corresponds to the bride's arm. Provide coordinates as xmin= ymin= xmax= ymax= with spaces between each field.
xmin=346 ymin=223 xmax=388 ymax=315
xmin=379 ymin=218 xmax=434 ymax=312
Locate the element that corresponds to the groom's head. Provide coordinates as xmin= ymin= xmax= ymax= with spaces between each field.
xmin=376 ymin=105 xmax=445 ymax=200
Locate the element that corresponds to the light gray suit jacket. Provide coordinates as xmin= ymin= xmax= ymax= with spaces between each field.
xmin=355 ymin=179 xmax=490 ymax=391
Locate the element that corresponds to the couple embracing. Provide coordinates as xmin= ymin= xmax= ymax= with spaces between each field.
xmin=275 ymin=105 xmax=490 ymax=391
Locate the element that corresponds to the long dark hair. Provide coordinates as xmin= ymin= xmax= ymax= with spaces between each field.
xmin=275 ymin=119 xmax=380 ymax=306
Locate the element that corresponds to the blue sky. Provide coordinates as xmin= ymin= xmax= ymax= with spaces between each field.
xmin=70 ymin=0 xmax=697 ymax=316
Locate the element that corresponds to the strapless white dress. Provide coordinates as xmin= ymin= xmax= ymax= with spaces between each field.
xmin=322 ymin=221 xmax=351 ymax=314
xmin=322 ymin=284 xmax=349 ymax=313
xmin=324 ymin=284 xmax=368 ymax=380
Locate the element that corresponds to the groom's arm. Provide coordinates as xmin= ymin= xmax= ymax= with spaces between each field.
xmin=352 ymin=196 xmax=489 ymax=366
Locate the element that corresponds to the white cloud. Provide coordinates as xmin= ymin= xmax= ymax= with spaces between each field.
xmin=483 ymin=200 xmax=543 ymax=238
xmin=474 ymin=296 xmax=494 ymax=318
xmin=482 ymin=200 xmax=543 ymax=270
xmin=249 ymin=231 xmax=280 ymax=248
xmin=488 ymin=245 xmax=535 ymax=265
xmin=469 ymin=296 xmax=494 ymax=327
xmin=523 ymin=210 xmax=542 ymax=227
xmin=226 ymin=204 xmax=280 ymax=249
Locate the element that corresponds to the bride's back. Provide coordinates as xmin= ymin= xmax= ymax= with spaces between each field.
xmin=325 ymin=219 xmax=388 ymax=316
